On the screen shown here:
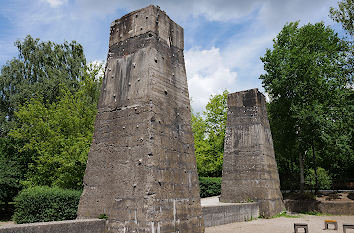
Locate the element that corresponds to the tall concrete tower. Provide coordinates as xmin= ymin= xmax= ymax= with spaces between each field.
xmin=220 ymin=89 xmax=284 ymax=217
xmin=77 ymin=6 xmax=204 ymax=233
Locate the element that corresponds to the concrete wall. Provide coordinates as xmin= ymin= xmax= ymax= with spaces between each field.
xmin=77 ymin=5 xmax=204 ymax=233
xmin=220 ymin=89 xmax=284 ymax=217
xmin=284 ymin=200 xmax=354 ymax=215
xmin=0 ymin=219 xmax=105 ymax=233
xmin=202 ymin=203 xmax=259 ymax=227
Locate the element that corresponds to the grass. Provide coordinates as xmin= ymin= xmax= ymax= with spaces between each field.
xmin=272 ymin=211 xmax=300 ymax=218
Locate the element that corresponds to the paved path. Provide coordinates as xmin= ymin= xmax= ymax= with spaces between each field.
xmin=206 ymin=215 xmax=354 ymax=233
xmin=201 ymin=196 xmax=246 ymax=207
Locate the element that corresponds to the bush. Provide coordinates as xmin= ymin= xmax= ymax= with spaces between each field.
xmin=13 ymin=186 xmax=82 ymax=224
xmin=305 ymin=167 xmax=332 ymax=190
xmin=199 ymin=177 xmax=221 ymax=198
xmin=0 ymin=203 xmax=15 ymax=221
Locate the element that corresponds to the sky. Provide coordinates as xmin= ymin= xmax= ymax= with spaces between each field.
xmin=0 ymin=0 xmax=343 ymax=113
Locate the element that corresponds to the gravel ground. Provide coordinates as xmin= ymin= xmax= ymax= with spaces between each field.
xmin=205 ymin=215 xmax=354 ymax=233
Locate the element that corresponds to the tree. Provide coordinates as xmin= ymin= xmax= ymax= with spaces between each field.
xmin=260 ymin=22 xmax=353 ymax=192
xmin=330 ymin=0 xmax=354 ymax=36
xmin=0 ymin=36 xmax=93 ymax=202
xmin=0 ymin=138 xmax=23 ymax=204
xmin=0 ymin=35 xmax=86 ymax=136
xmin=192 ymin=91 xmax=228 ymax=177
xmin=8 ymin=65 xmax=101 ymax=190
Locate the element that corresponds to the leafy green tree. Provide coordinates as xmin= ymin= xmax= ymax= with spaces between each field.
xmin=0 ymin=138 xmax=23 ymax=204
xmin=305 ymin=167 xmax=333 ymax=190
xmin=260 ymin=21 xmax=353 ymax=192
xmin=0 ymin=36 xmax=93 ymax=202
xmin=192 ymin=91 xmax=228 ymax=177
xmin=0 ymin=35 xmax=86 ymax=136
xmin=330 ymin=0 xmax=354 ymax=36
xmin=8 ymin=64 xmax=101 ymax=190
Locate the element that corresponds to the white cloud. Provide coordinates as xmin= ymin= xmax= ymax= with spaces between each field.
xmin=89 ymin=60 xmax=105 ymax=79
xmin=185 ymin=47 xmax=237 ymax=113
xmin=44 ymin=0 xmax=67 ymax=8
xmin=1 ymin=0 xmax=341 ymax=110
xmin=73 ymin=0 xmax=334 ymax=27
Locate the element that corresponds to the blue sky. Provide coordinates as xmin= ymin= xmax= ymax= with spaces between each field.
xmin=0 ymin=0 xmax=343 ymax=112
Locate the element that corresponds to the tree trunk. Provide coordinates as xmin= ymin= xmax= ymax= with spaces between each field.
xmin=299 ymin=152 xmax=305 ymax=194
xmin=312 ymin=144 xmax=319 ymax=194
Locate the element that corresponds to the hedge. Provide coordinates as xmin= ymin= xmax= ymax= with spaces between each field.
xmin=199 ymin=177 xmax=221 ymax=198
xmin=0 ymin=203 xmax=15 ymax=221
xmin=13 ymin=186 xmax=82 ymax=224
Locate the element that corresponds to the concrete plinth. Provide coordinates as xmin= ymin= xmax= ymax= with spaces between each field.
xmin=220 ymin=89 xmax=284 ymax=217
xmin=77 ymin=5 xmax=204 ymax=233
xmin=201 ymin=196 xmax=259 ymax=227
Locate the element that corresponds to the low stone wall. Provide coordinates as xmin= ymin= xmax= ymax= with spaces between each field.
xmin=202 ymin=202 xmax=259 ymax=227
xmin=284 ymin=200 xmax=354 ymax=215
xmin=0 ymin=201 xmax=262 ymax=231
xmin=0 ymin=219 xmax=106 ymax=233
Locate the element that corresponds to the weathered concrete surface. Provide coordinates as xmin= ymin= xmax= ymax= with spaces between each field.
xmin=201 ymin=196 xmax=259 ymax=227
xmin=284 ymin=200 xmax=354 ymax=215
xmin=220 ymin=88 xmax=284 ymax=217
xmin=0 ymin=219 xmax=106 ymax=233
xmin=77 ymin=5 xmax=204 ymax=233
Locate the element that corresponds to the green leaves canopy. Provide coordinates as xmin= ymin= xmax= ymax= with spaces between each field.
xmin=192 ymin=91 xmax=228 ymax=177
xmin=330 ymin=0 xmax=354 ymax=36
xmin=260 ymin=22 xmax=353 ymax=187
xmin=0 ymin=35 xmax=86 ymax=136
xmin=0 ymin=36 xmax=100 ymax=203
xmin=9 ymin=66 xmax=101 ymax=190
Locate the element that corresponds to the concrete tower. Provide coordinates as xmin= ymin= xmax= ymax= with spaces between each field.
xmin=77 ymin=6 xmax=204 ymax=233
xmin=220 ymin=89 xmax=284 ymax=217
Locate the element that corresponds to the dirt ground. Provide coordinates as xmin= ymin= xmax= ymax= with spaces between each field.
xmin=315 ymin=192 xmax=353 ymax=202
xmin=283 ymin=191 xmax=354 ymax=202
xmin=206 ymin=214 xmax=354 ymax=233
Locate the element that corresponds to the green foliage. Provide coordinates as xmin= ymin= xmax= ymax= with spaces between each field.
xmin=0 ymin=35 xmax=86 ymax=136
xmin=305 ymin=168 xmax=333 ymax=190
xmin=0 ymin=36 xmax=94 ymax=202
xmin=0 ymin=203 xmax=15 ymax=221
xmin=192 ymin=91 xmax=228 ymax=177
xmin=199 ymin=177 xmax=221 ymax=198
xmin=8 ymin=64 xmax=101 ymax=190
xmin=13 ymin=186 xmax=81 ymax=224
xmin=0 ymin=138 xmax=23 ymax=204
xmin=260 ymin=22 xmax=353 ymax=190
xmin=98 ymin=213 xmax=108 ymax=219
xmin=329 ymin=0 xmax=354 ymax=36
xmin=272 ymin=211 xmax=300 ymax=218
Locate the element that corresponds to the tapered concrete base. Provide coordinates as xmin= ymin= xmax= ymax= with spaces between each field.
xmin=220 ymin=89 xmax=284 ymax=217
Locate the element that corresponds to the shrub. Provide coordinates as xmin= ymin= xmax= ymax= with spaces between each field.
xmin=305 ymin=167 xmax=332 ymax=190
xmin=199 ymin=177 xmax=221 ymax=198
xmin=0 ymin=203 xmax=15 ymax=221
xmin=13 ymin=186 xmax=82 ymax=224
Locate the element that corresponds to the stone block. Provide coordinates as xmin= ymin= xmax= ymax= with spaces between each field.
xmin=77 ymin=5 xmax=204 ymax=233
xmin=220 ymin=89 xmax=284 ymax=217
